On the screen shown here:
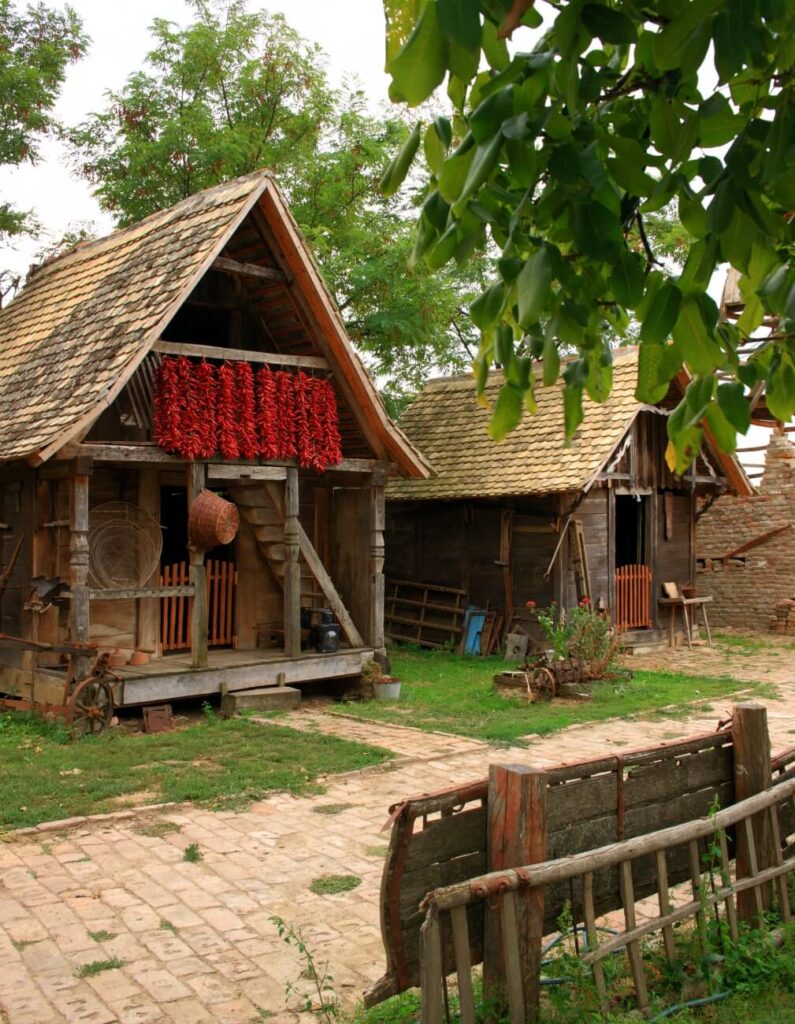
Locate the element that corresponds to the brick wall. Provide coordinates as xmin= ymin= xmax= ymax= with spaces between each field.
xmin=696 ymin=431 xmax=795 ymax=632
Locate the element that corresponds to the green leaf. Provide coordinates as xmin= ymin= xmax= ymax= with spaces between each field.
xmin=717 ymin=381 xmax=750 ymax=434
xmin=736 ymin=291 xmax=764 ymax=336
xmin=470 ymin=87 xmax=513 ymax=143
xmin=437 ymin=141 xmax=476 ymax=203
xmin=542 ymin=334 xmax=560 ymax=386
xmin=505 ymin=139 xmax=540 ymax=188
xmin=766 ymin=357 xmax=795 ymax=422
xmin=425 ymin=223 xmax=458 ymax=269
xmin=423 ymin=123 xmax=445 ymax=175
xmin=636 ymin=343 xmax=672 ymax=404
xmin=640 ymin=282 xmax=682 ymax=345
xmin=495 ymin=323 xmax=514 ymax=367
xmin=713 ymin=6 xmax=746 ymax=82
xmin=653 ymin=3 xmax=715 ymax=75
xmin=517 ymin=248 xmax=553 ymax=327
xmin=705 ymin=404 xmax=737 ymax=454
xmin=698 ymin=93 xmax=742 ymax=148
xmin=456 ymin=133 xmax=503 ymax=208
xmin=489 ymin=383 xmax=523 ymax=439
xmin=585 ymin=348 xmax=612 ymax=403
xmin=437 ymin=0 xmax=481 ymax=51
xmin=707 ymin=179 xmax=734 ymax=235
xmin=563 ymin=383 xmax=584 ymax=442
xmin=678 ymin=192 xmax=708 ymax=238
xmin=434 ymin=115 xmax=453 ymax=149
xmin=470 ymin=281 xmax=505 ymax=330
xmin=387 ymin=0 xmax=446 ymax=107
xmin=581 ymin=3 xmax=636 ymax=44
xmin=611 ymin=250 xmax=645 ymax=308
xmin=573 ymin=200 xmax=622 ymax=258
xmin=379 ymin=123 xmax=421 ymax=196
xmin=482 ymin=18 xmax=510 ymax=71
xmin=672 ymin=296 xmax=723 ymax=374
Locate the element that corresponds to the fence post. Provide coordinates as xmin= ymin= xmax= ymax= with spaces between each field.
xmin=733 ymin=703 xmax=774 ymax=921
xmin=484 ymin=764 xmax=547 ymax=1022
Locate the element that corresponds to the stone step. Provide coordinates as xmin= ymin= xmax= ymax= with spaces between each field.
xmin=221 ymin=686 xmax=301 ymax=715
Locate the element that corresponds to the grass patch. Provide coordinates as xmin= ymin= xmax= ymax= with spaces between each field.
xmin=135 ymin=819 xmax=182 ymax=838
xmin=76 ymin=958 xmax=125 ymax=978
xmin=312 ymin=802 xmax=354 ymax=815
xmin=182 ymin=843 xmax=202 ymax=863
xmin=333 ymin=648 xmax=767 ymax=744
xmin=0 ymin=712 xmax=390 ymax=829
xmin=309 ymin=874 xmax=361 ymax=896
xmin=12 ymin=939 xmax=38 ymax=951
xmin=365 ymin=845 xmax=389 ymax=858
xmin=88 ymin=930 xmax=116 ymax=942
xmin=160 ymin=919 xmax=176 ymax=932
xmin=715 ymin=632 xmax=795 ymax=653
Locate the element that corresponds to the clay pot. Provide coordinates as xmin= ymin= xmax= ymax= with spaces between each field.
xmin=129 ymin=650 xmax=150 ymax=667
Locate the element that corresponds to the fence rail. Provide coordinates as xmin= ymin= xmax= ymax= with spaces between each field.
xmin=615 ymin=563 xmax=652 ymax=630
xmin=419 ymin=774 xmax=795 ymax=1023
xmin=160 ymin=560 xmax=238 ymax=651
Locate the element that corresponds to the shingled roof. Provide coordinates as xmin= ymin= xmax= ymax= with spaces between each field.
xmin=0 ymin=169 xmax=429 ymax=476
xmin=388 ymin=348 xmax=751 ymax=501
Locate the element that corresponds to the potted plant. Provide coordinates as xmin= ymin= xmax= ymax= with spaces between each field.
xmin=361 ymin=658 xmax=401 ymax=701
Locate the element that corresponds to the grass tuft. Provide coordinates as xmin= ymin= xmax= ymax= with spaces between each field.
xmin=76 ymin=958 xmax=125 ymax=978
xmin=309 ymin=874 xmax=361 ymax=896
xmin=182 ymin=843 xmax=202 ymax=863
xmin=312 ymin=802 xmax=354 ymax=815
xmin=88 ymin=930 xmax=116 ymax=942
xmin=135 ymin=820 xmax=181 ymax=838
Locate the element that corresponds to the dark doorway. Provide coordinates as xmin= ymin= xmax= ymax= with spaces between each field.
xmin=615 ymin=494 xmax=648 ymax=568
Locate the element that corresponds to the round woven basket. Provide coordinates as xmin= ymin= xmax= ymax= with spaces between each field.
xmin=188 ymin=489 xmax=240 ymax=550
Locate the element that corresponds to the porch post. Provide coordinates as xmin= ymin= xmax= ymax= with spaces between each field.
xmin=69 ymin=458 xmax=92 ymax=678
xmin=369 ymin=469 xmax=386 ymax=654
xmin=283 ymin=467 xmax=301 ymax=657
xmin=187 ymin=463 xmax=208 ymax=668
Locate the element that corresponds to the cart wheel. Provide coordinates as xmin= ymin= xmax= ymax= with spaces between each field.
xmin=67 ymin=678 xmax=114 ymax=739
xmin=531 ymin=667 xmax=557 ymax=701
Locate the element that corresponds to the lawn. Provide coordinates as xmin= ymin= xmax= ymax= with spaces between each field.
xmin=0 ymin=711 xmax=390 ymax=830
xmin=336 ymin=647 xmax=770 ymax=745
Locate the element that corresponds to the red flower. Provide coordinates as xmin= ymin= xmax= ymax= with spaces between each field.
xmin=550 ymin=600 xmax=558 ymax=606
xmin=526 ymin=600 xmax=536 ymax=609
xmin=580 ymin=597 xmax=591 ymax=606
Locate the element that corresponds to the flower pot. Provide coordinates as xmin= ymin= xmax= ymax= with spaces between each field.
xmin=373 ymin=678 xmax=401 ymax=701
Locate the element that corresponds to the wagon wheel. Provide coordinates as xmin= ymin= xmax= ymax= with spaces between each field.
xmin=531 ymin=667 xmax=557 ymax=701
xmin=66 ymin=678 xmax=114 ymax=739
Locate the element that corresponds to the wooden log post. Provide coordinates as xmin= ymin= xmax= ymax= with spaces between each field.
xmin=733 ymin=703 xmax=775 ymax=922
xmin=69 ymin=460 xmax=92 ymax=678
xmin=369 ymin=470 xmax=386 ymax=655
xmin=484 ymin=764 xmax=547 ymax=1022
xmin=283 ymin=467 xmax=301 ymax=658
xmin=187 ymin=464 xmax=208 ymax=669
xmin=137 ymin=468 xmax=160 ymax=657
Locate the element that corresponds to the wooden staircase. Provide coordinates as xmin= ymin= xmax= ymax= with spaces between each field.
xmin=229 ymin=483 xmax=364 ymax=647
xmin=229 ymin=484 xmax=323 ymax=607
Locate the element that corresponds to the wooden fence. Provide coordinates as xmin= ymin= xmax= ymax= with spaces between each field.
xmin=614 ymin=563 xmax=652 ymax=630
xmin=419 ymin=773 xmax=795 ymax=1022
xmin=366 ymin=708 xmax=795 ymax=1010
xmin=160 ymin=559 xmax=238 ymax=652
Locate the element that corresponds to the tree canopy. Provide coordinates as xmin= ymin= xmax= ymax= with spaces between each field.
xmin=0 ymin=0 xmax=87 ymax=238
xmin=379 ymin=0 xmax=795 ymax=469
xmin=69 ymin=0 xmax=485 ymax=410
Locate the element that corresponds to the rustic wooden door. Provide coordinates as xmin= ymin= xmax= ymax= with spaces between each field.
xmin=614 ymin=564 xmax=652 ymax=629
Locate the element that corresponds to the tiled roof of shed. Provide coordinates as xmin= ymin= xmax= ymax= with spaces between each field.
xmin=388 ymin=349 xmax=642 ymax=500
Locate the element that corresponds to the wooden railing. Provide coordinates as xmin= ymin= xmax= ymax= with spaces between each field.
xmin=418 ymin=774 xmax=795 ymax=1023
xmin=615 ymin=563 xmax=652 ymax=629
xmin=160 ymin=560 xmax=238 ymax=652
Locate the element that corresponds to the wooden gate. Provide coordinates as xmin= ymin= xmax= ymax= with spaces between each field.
xmin=160 ymin=559 xmax=238 ymax=652
xmin=614 ymin=563 xmax=652 ymax=629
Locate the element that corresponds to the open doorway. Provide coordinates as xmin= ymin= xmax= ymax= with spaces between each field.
xmin=159 ymin=486 xmax=237 ymax=652
xmin=614 ymin=494 xmax=652 ymax=629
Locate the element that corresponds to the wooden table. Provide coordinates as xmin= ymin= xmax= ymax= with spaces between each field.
xmin=659 ymin=596 xmax=713 ymax=649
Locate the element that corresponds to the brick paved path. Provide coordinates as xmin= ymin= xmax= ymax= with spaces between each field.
xmin=0 ymin=642 xmax=792 ymax=1023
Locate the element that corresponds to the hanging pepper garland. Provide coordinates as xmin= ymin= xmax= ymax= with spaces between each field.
xmin=153 ymin=355 xmax=343 ymax=471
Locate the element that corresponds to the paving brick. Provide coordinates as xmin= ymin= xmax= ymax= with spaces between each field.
xmin=128 ymin=965 xmax=191 ymax=1003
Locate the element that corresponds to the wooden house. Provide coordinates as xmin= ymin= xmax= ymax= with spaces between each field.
xmin=385 ymin=349 xmax=753 ymax=646
xmin=0 ymin=170 xmax=428 ymax=711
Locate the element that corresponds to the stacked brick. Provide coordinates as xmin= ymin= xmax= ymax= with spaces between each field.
xmin=696 ymin=430 xmax=795 ymax=633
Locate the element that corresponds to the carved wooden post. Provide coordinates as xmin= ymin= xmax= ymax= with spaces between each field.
xmin=137 ymin=468 xmax=160 ymax=656
xmin=369 ymin=469 xmax=386 ymax=654
xmin=187 ymin=463 xmax=208 ymax=669
xmin=733 ymin=703 xmax=775 ymax=922
xmin=283 ymin=467 xmax=301 ymax=657
xmin=69 ymin=459 xmax=92 ymax=678
xmin=484 ymin=764 xmax=547 ymax=1022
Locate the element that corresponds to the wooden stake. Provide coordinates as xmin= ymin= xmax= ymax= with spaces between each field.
xmin=69 ymin=465 xmax=91 ymax=677
xmin=137 ymin=468 xmax=160 ymax=656
xmin=733 ymin=703 xmax=774 ymax=921
xmin=369 ymin=471 xmax=386 ymax=652
xmin=484 ymin=764 xmax=547 ymax=1022
xmin=283 ymin=467 xmax=301 ymax=658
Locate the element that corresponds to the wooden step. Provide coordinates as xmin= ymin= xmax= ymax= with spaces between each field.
xmin=238 ymin=506 xmax=282 ymax=526
xmin=252 ymin=525 xmax=284 ymax=543
xmin=221 ymin=686 xmax=301 ymax=714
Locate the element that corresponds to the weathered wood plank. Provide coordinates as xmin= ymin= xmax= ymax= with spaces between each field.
xmin=734 ymin=704 xmax=774 ymax=920
xmin=211 ymin=255 xmax=286 ymax=284
xmin=152 ymin=338 xmax=327 ymax=370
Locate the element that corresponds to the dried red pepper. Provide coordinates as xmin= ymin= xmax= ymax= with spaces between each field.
xmin=235 ymin=361 xmax=259 ymax=459
xmin=216 ymin=361 xmax=240 ymax=459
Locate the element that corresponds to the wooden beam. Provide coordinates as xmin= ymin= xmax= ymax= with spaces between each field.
xmin=733 ymin=703 xmax=775 ymax=923
xmin=89 ymin=586 xmax=194 ymax=600
xmin=137 ymin=468 xmax=160 ymax=656
xmin=187 ymin=463 xmax=208 ymax=669
xmin=212 ymin=255 xmax=286 ymax=284
xmin=206 ymin=465 xmax=286 ymax=481
xmin=69 ymin=469 xmax=91 ymax=677
xmin=282 ymin=468 xmax=301 ymax=658
xmin=152 ymin=340 xmax=328 ymax=371
xmin=56 ymin=443 xmax=392 ymax=476
xmin=369 ymin=473 xmax=386 ymax=652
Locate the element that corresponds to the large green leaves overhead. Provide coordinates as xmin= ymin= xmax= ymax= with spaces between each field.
xmin=381 ymin=0 xmax=795 ymax=459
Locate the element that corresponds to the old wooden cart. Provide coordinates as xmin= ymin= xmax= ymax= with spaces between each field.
xmin=0 ymin=634 xmax=115 ymax=737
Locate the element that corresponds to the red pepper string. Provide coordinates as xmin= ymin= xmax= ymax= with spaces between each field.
xmin=193 ymin=360 xmax=217 ymax=458
xmin=293 ymin=371 xmax=314 ymax=469
xmin=275 ymin=370 xmax=297 ymax=459
xmin=256 ymin=366 xmax=279 ymax=459
xmin=235 ymin=361 xmax=259 ymax=459
xmin=320 ymin=378 xmax=343 ymax=466
xmin=153 ymin=356 xmax=182 ymax=453
xmin=304 ymin=376 xmax=328 ymax=472
xmin=217 ymin=361 xmax=240 ymax=459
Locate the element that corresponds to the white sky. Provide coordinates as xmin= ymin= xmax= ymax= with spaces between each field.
xmin=0 ymin=0 xmax=778 ymax=473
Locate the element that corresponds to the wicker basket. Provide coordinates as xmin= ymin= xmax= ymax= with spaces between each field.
xmin=188 ymin=489 xmax=240 ymax=550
